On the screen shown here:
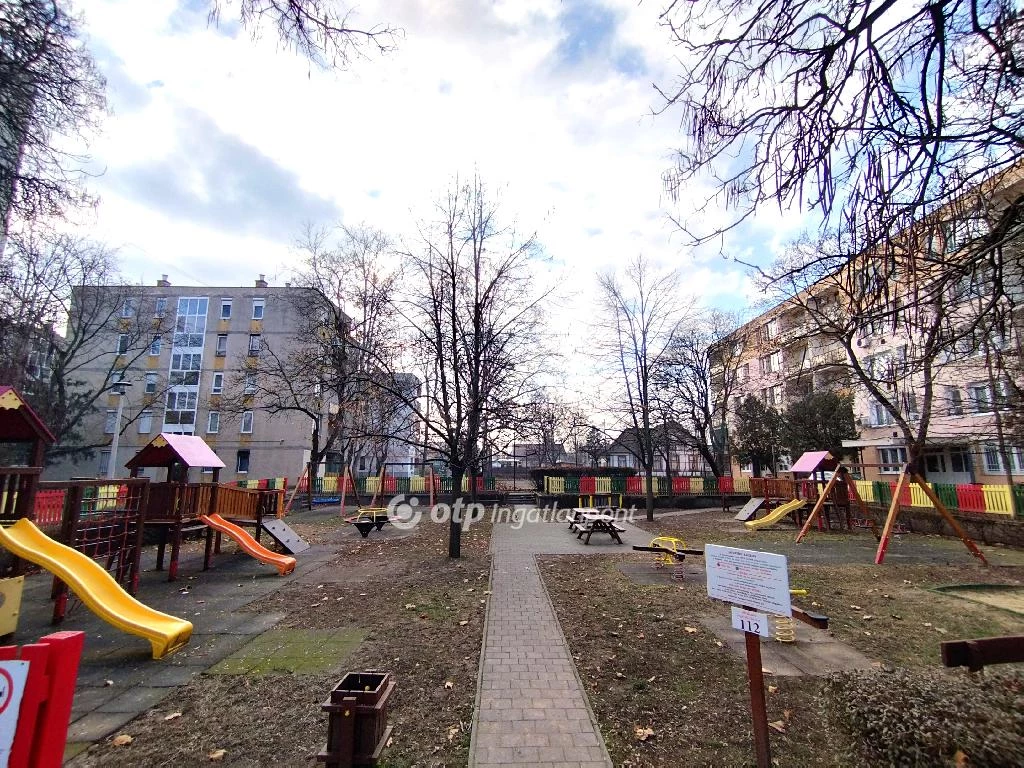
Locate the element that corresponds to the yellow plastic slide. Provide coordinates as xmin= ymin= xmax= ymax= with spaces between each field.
xmin=745 ymin=498 xmax=807 ymax=530
xmin=0 ymin=519 xmax=192 ymax=659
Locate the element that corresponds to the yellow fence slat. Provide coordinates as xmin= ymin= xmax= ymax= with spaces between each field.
xmin=365 ymin=477 xmax=379 ymax=493
xmin=854 ymin=480 xmax=875 ymax=503
xmin=909 ymin=483 xmax=935 ymax=509
xmin=981 ymin=485 xmax=1015 ymax=516
xmin=595 ymin=477 xmax=611 ymax=494
xmin=410 ymin=476 xmax=425 ymax=492
xmin=733 ymin=476 xmax=750 ymax=494
xmin=690 ymin=477 xmax=704 ymax=493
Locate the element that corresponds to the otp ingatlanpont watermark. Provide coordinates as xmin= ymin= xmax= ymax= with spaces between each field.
xmin=385 ymin=495 xmax=641 ymax=530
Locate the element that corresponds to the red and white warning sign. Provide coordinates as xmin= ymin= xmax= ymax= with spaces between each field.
xmin=0 ymin=661 xmax=29 ymax=768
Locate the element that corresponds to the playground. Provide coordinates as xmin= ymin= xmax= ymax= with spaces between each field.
xmin=0 ymin=388 xmax=1022 ymax=766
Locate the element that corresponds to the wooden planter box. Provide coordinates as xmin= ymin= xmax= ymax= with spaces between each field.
xmin=318 ymin=672 xmax=394 ymax=768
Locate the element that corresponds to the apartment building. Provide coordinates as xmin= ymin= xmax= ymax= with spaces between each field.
xmin=719 ymin=172 xmax=1024 ymax=484
xmin=44 ymin=276 xmax=317 ymax=481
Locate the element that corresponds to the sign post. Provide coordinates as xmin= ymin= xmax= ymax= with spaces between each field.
xmin=706 ymin=544 xmax=791 ymax=768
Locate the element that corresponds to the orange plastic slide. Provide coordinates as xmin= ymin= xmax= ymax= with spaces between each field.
xmin=200 ymin=513 xmax=297 ymax=575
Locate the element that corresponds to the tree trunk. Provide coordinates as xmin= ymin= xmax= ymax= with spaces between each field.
xmin=645 ymin=464 xmax=655 ymax=521
xmin=448 ymin=465 xmax=464 ymax=559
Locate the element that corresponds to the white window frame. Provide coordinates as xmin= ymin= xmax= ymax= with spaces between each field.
xmin=243 ymin=372 xmax=256 ymax=394
xmin=216 ymin=334 xmax=228 ymax=356
xmin=235 ymin=450 xmax=250 ymax=473
xmin=98 ymin=450 xmax=111 ymax=476
xmin=878 ymin=447 xmax=907 ymax=474
xmin=149 ymin=335 xmax=161 ymax=356
xmin=117 ymin=334 xmax=130 ymax=355
xmin=138 ymin=410 xmax=153 ymax=434
xmin=221 ymin=299 xmax=232 ymax=319
xmin=212 ymin=372 xmax=224 ymax=395
xmin=155 ymin=297 xmax=167 ymax=318
xmin=248 ymin=334 xmax=261 ymax=356
xmin=104 ymin=410 xmax=117 ymax=434
xmin=252 ymin=298 xmax=265 ymax=320
xmin=240 ymin=410 xmax=253 ymax=434
xmin=207 ymin=411 xmax=220 ymax=434
xmin=144 ymin=373 xmax=157 ymax=394
xmin=983 ymin=445 xmax=1024 ymax=474
xmin=121 ymin=298 xmax=135 ymax=318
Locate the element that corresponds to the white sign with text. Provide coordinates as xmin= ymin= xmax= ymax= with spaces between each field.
xmin=731 ymin=607 xmax=771 ymax=637
xmin=706 ymin=544 xmax=792 ymax=616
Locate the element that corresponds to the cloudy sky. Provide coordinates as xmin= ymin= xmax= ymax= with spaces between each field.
xmin=69 ymin=0 xmax=809 ymax=398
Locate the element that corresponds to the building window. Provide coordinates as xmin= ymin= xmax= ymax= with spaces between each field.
xmin=207 ymin=411 xmax=220 ymax=434
xmin=871 ymin=401 xmax=895 ymax=426
xmin=248 ymin=334 xmax=261 ymax=356
xmin=878 ymin=447 xmax=907 ymax=474
xmin=740 ymin=461 xmax=753 ymax=474
xmin=970 ymin=383 xmax=993 ymax=413
xmin=155 ymin=297 xmax=167 ymax=318
xmin=736 ymin=363 xmax=749 ymax=382
xmin=144 ymin=373 xmax=157 ymax=394
xmin=164 ymin=391 xmax=198 ymax=425
xmin=221 ymin=299 xmax=232 ymax=319
xmin=149 ymin=334 xmax=161 ymax=356
xmin=173 ymin=297 xmax=209 ymax=348
xmin=762 ymin=319 xmax=778 ymax=342
xmin=169 ymin=352 xmax=202 ymax=386
xmin=760 ymin=352 xmax=781 ymax=374
xmin=212 ymin=372 xmax=224 ymax=395
xmin=252 ymin=298 xmax=265 ymax=320
xmin=98 ymin=450 xmax=111 ymax=476
xmin=117 ymin=334 xmax=130 ymax=355
xmin=244 ymin=372 xmax=256 ymax=394
xmin=235 ymin=450 xmax=250 ymax=473
xmin=947 ymin=387 xmax=964 ymax=416
xmin=216 ymin=334 xmax=228 ymax=356
xmin=121 ymin=298 xmax=135 ymax=318
xmin=983 ymin=445 xmax=1024 ymax=474
xmin=241 ymin=410 xmax=253 ymax=433
xmin=138 ymin=410 xmax=153 ymax=434
xmin=104 ymin=410 xmax=117 ymax=434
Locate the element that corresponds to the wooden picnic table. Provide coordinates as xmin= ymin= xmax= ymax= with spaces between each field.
xmin=575 ymin=512 xmax=625 ymax=545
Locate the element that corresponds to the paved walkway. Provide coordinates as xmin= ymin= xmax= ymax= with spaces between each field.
xmin=470 ymin=513 xmax=646 ymax=767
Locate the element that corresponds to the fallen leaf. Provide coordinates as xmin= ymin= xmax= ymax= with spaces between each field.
xmin=208 ymin=748 xmax=227 ymax=761
xmin=714 ymin=640 xmax=723 ymax=647
xmin=768 ymin=685 xmax=778 ymax=694
xmin=615 ymin=672 xmax=626 ymax=679
xmin=954 ymin=749 xmax=970 ymax=767
xmin=163 ymin=712 xmax=183 ymax=721
xmin=849 ymin=605 xmax=862 ymax=610
xmin=447 ymin=725 xmax=460 ymax=742
xmin=769 ymin=721 xmax=787 ymax=734
xmin=444 ymin=681 xmax=454 ymax=689
xmin=634 ymin=726 xmax=655 ymax=742
xmin=459 ymin=620 xmax=469 ymax=626
xmin=684 ymin=626 xmax=698 ymax=634
xmin=112 ymin=734 xmax=133 ymax=746
xmin=405 ymin=604 xmax=417 ymax=610
xmin=104 ymin=680 xmax=114 ymax=687
xmin=862 ymin=615 xmax=874 ymax=620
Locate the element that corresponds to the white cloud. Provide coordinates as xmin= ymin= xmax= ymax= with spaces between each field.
xmin=68 ymin=0 xmax=809 ymax=403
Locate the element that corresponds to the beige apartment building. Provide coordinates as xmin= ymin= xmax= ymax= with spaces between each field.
xmin=46 ymin=276 xmax=316 ymax=482
xmin=719 ymin=172 xmax=1024 ymax=484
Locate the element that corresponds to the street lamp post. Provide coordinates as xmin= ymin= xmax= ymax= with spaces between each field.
xmin=107 ymin=380 xmax=133 ymax=479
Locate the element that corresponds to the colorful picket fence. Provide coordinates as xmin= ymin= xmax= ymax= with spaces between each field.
xmin=543 ymin=474 xmax=1020 ymax=517
xmin=295 ymin=474 xmax=496 ymax=496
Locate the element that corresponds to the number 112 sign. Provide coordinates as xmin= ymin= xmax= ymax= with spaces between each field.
xmin=731 ymin=607 xmax=770 ymax=637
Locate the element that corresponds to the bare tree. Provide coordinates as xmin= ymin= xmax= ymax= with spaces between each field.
xmin=0 ymin=225 xmax=165 ymax=461
xmin=593 ymin=256 xmax=688 ymax=520
xmin=655 ymin=310 xmax=744 ymax=477
xmin=0 ymin=1 xmax=106 ymax=228
xmin=220 ymin=224 xmax=402 ymax=499
xmin=392 ymin=175 xmax=551 ymax=558
xmin=658 ymin=0 xmax=1024 ymax=264
xmin=209 ymin=0 xmax=401 ymax=67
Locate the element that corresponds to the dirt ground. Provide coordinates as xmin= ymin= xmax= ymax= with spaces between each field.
xmin=539 ymin=509 xmax=1024 ymax=767
xmin=72 ymin=514 xmax=492 ymax=768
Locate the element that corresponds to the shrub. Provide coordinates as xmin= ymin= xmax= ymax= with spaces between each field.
xmin=822 ymin=667 xmax=1024 ymax=767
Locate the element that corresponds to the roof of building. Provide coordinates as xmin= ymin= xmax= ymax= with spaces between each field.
xmin=126 ymin=433 xmax=226 ymax=470
xmin=0 ymin=386 xmax=56 ymax=445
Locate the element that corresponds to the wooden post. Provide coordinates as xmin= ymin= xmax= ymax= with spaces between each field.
xmin=911 ymin=474 xmax=988 ymax=565
xmin=744 ymin=629 xmax=771 ymax=768
xmin=283 ymin=465 xmax=307 ymax=516
xmin=874 ymin=466 xmax=910 ymax=564
xmin=339 ymin=464 xmax=350 ymax=517
xmin=795 ymin=470 xmax=841 ymax=543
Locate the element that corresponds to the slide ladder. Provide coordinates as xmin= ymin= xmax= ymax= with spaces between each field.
xmin=200 ymin=513 xmax=296 ymax=575
xmin=0 ymin=519 xmax=192 ymax=659
xmin=744 ymin=498 xmax=807 ymax=530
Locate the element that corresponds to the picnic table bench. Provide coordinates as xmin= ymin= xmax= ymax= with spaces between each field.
xmin=569 ymin=510 xmax=625 ymax=545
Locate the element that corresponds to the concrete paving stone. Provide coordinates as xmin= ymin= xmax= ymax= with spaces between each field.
xmin=141 ymin=664 xmax=205 ymax=687
xmin=69 ymin=685 xmax=120 ymax=715
xmin=66 ymin=711 xmax=139 ymax=742
xmin=96 ymin=686 xmax=173 ymax=713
